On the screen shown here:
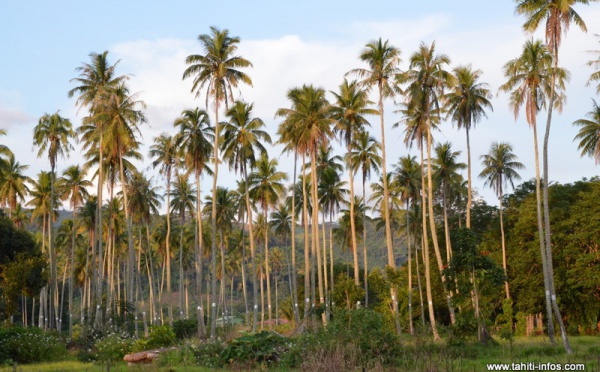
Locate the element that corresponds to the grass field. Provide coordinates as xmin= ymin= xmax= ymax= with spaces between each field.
xmin=1 ymin=336 xmax=599 ymax=371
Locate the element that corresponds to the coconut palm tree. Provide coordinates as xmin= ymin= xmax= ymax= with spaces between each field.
xmin=347 ymin=38 xmax=401 ymax=281
xmin=516 ymin=2 xmax=593 ymax=353
xmin=183 ymin=27 xmax=252 ymax=338
xmin=0 ymin=154 xmax=31 ymax=218
xmin=330 ymin=79 xmax=377 ymax=289
xmin=479 ymin=142 xmax=524 ymax=300
xmin=499 ymin=38 xmax=568 ymax=343
xmin=70 ymin=51 xmax=128 ymax=326
xmin=174 ymin=107 xmax=214 ymax=337
xmin=573 ymin=100 xmax=600 ymax=163
xmin=347 ymin=130 xmax=381 ymax=301
xmin=443 ymin=66 xmax=492 ymax=228
xmin=249 ymin=154 xmax=288 ymax=327
xmin=33 ymin=111 xmax=76 ymax=329
xmin=432 ymin=142 xmax=466 ymax=264
xmin=58 ymin=165 xmax=92 ymax=335
xmin=276 ymin=85 xmax=333 ymax=322
xmin=220 ymin=100 xmax=271 ymax=330
xmin=394 ymin=155 xmax=421 ymax=335
xmin=149 ymin=133 xmax=179 ymax=323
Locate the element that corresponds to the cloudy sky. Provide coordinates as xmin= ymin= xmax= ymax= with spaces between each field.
xmin=1 ymin=1 xmax=599 ymax=211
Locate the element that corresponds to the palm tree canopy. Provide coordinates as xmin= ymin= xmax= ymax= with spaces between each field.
xmin=573 ymin=99 xmax=600 ymax=163
xmin=149 ymin=133 xmax=179 ymax=180
xmin=249 ymin=154 xmax=288 ymax=213
xmin=221 ymin=100 xmax=271 ymax=174
xmin=59 ymin=165 xmax=92 ymax=210
xmin=0 ymin=154 xmax=32 ymax=211
xmin=182 ymin=26 xmax=253 ymax=107
xmin=499 ymin=39 xmax=570 ymax=127
xmin=330 ymin=79 xmax=377 ymax=147
xmin=347 ymin=130 xmax=382 ymax=180
xmin=433 ymin=142 xmax=467 ymax=191
xmin=347 ymin=38 xmax=402 ymax=99
xmin=174 ymin=108 xmax=214 ymax=176
xmin=393 ymin=155 xmax=421 ymax=205
xmin=515 ymin=0 xmax=590 ymax=55
xmin=479 ymin=142 xmax=525 ymax=198
xmin=33 ymin=111 xmax=76 ymax=171
xmin=444 ymin=65 xmax=493 ymax=131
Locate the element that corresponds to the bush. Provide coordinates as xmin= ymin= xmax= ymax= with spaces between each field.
xmin=94 ymin=333 xmax=133 ymax=368
xmin=192 ymin=340 xmax=226 ymax=368
xmin=0 ymin=327 xmax=66 ymax=364
xmin=281 ymin=309 xmax=401 ymax=369
xmin=220 ymin=331 xmax=288 ymax=367
xmin=146 ymin=324 xmax=176 ymax=349
xmin=448 ymin=310 xmax=479 ymax=346
xmin=173 ymin=318 xmax=197 ymax=340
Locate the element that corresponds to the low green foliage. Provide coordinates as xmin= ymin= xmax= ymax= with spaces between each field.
xmin=220 ymin=331 xmax=288 ymax=367
xmin=173 ymin=318 xmax=197 ymax=340
xmin=94 ymin=333 xmax=133 ymax=368
xmin=0 ymin=327 xmax=65 ymax=365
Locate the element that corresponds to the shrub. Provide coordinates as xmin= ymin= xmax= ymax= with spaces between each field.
xmin=0 ymin=327 xmax=66 ymax=364
xmin=220 ymin=331 xmax=288 ymax=367
xmin=94 ymin=333 xmax=133 ymax=369
xmin=192 ymin=340 xmax=226 ymax=368
xmin=146 ymin=324 xmax=176 ymax=349
xmin=173 ymin=318 xmax=197 ymax=340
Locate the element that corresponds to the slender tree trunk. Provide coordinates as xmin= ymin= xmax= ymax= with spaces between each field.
xmin=348 ymin=162 xmax=360 ymax=285
xmin=165 ymin=169 xmax=173 ymax=324
xmin=264 ymin=206 xmax=273 ymax=329
xmin=465 ymin=126 xmax=472 ymax=229
xmin=301 ymin=154 xmax=311 ymax=322
xmin=310 ymin=150 xmax=325 ymax=325
xmin=443 ymin=188 xmax=452 ymax=264
xmin=543 ymin=55 xmax=572 ymax=354
xmin=243 ymin=166 xmax=259 ymax=332
xmin=362 ymin=176 xmax=369 ymax=307
xmin=498 ymin=187 xmax=510 ymax=299
xmin=179 ymin=215 xmax=185 ymax=319
xmin=95 ymin=137 xmax=104 ymax=328
xmin=194 ymin=171 xmax=205 ymax=338
xmin=69 ymin=203 xmax=77 ymax=337
xmin=416 ymin=236 xmax=426 ymax=327
xmin=420 ymin=144 xmax=438 ymax=340
xmin=426 ymin=127 xmax=456 ymax=325
xmin=210 ymin=102 xmax=220 ymax=339
xmin=531 ymin=122 xmax=555 ymax=342
xmin=49 ymin=165 xmax=57 ymax=330
xmin=406 ymin=200 xmax=414 ymax=335
xmin=290 ymin=152 xmax=300 ymax=324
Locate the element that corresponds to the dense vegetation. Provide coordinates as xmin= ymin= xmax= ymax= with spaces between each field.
xmin=1 ymin=0 xmax=600 ymax=369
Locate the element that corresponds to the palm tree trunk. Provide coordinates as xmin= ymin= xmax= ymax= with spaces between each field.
xmin=310 ymin=150 xmax=325 ymax=325
xmin=290 ymin=152 xmax=300 ymax=324
xmin=95 ymin=137 xmax=104 ymax=328
xmin=301 ymin=154 xmax=311 ymax=322
xmin=264 ymin=208 xmax=273 ymax=329
xmin=426 ymin=127 xmax=456 ymax=325
xmin=165 ymin=169 xmax=173 ymax=325
xmin=442 ymin=187 xmax=452 ymax=263
xmin=406 ymin=200 xmax=414 ymax=335
xmin=209 ymin=102 xmax=221 ymax=339
xmin=362 ymin=176 xmax=369 ymax=307
xmin=543 ymin=56 xmax=572 ymax=354
xmin=348 ymin=150 xmax=359 ymax=286
xmin=194 ymin=171 xmax=205 ymax=338
xmin=416 ymin=236 xmax=426 ymax=327
xmin=179 ymin=216 xmax=185 ymax=319
xmin=69 ymin=204 xmax=77 ymax=337
xmin=465 ymin=126 xmax=472 ymax=229
xmin=420 ymin=144 xmax=438 ymax=340
xmin=49 ymin=165 xmax=57 ymax=330
xmin=498 ymin=187 xmax=510 ymax=300
xmin=243 ymin=166 xmax=259 ymax=332
xmin=532 ymin=122 xmax=555 ymax=343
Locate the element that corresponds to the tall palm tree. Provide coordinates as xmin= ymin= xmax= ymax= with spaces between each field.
xmin=183 ymin=27 xmax=252 ymax=338
xmin=249 ymin=154 xmax=288 ymax=327
xmin=499 ymin=38 xmax=568 ymax=344
xmin=394 ymin=155 xmax=421 ymax=335
xmin=69 ymin=51 xmax=127 ymax=326
xmin=0 ymin=154 xmax=31 ymax=218
xmin=405 ymin=41 xmax=455 ymax=337
xmin=479 ymin=142 xmax=524 ymax=300
xmin=58 ymin=165 xmax=92 ymax=335
xmin=573 ymin=100 xmax=600 ymax=162
xmin=174 ymin=107 xmax=213 ymax=337
xmin=347 ymin=38 xmax=401 ymax=281
xmin=347 ymin=130 xmax=381 ymax=301
xmin=432 ymin=142 xmax=466 ymax=264
xmin=331 ymin=79 xmax=377 ymax=289
xmin=276 ymin=85 xmax=333 ymax=322
xmin=443 ymin=65 xmax=492 ymax=228
xmin=96 ymin=83 xmax=146 ymax=307
xmin=220 ymin=100 xmax=271 ymax=330
xmin=149 ymin=133 xmax=179 ymax=323
xmin=33 ymin=111 xmax=76 ymax=330
xmin=516 ymin=1 xmax=594 ymax=353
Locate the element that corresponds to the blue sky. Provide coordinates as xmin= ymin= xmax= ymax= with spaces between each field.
xmin=1 ymin=1 xmax=599 ymax=210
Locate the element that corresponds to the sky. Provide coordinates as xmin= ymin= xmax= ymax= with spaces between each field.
xmin=1 ymin=1 xmax=599 ymax=213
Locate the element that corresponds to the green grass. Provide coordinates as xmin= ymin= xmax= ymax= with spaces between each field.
xmin=2 ymin=336 xmax=599 ymax=371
